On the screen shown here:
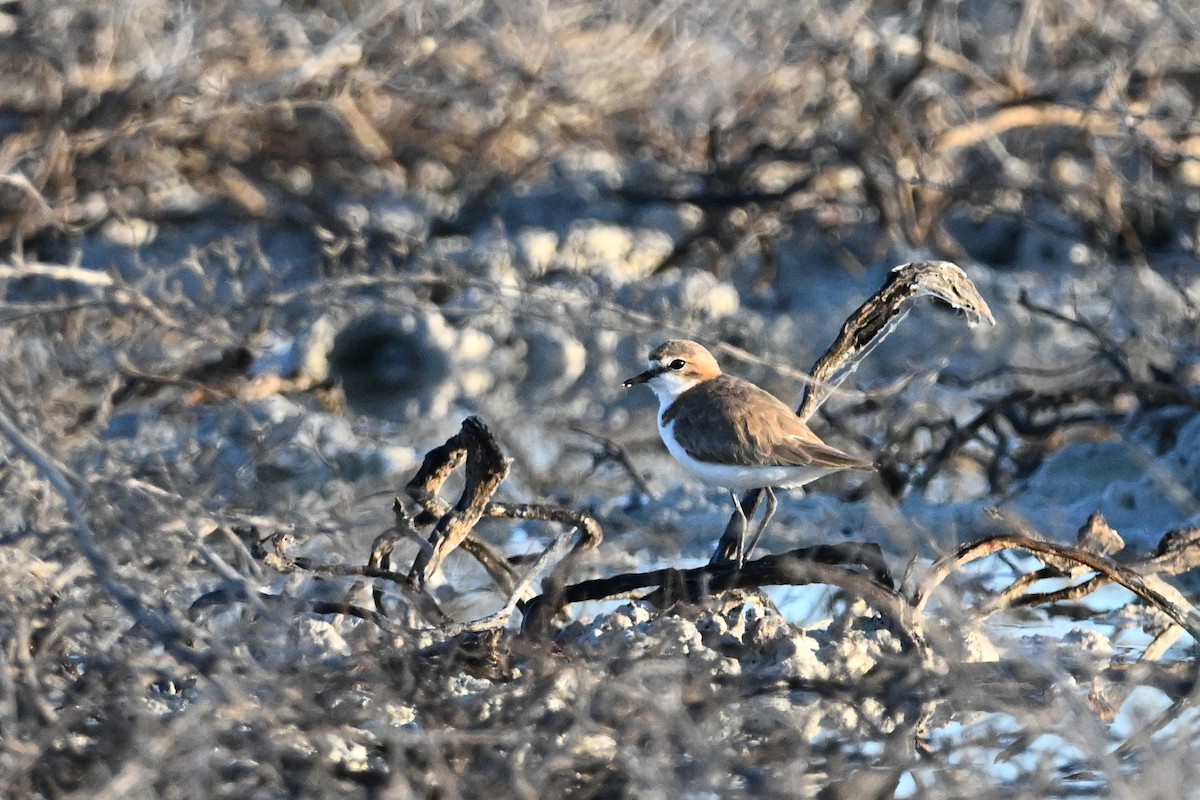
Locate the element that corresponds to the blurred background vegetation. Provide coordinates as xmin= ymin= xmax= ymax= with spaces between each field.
xmin=5 ymin=0 xmax=1200 ymax=262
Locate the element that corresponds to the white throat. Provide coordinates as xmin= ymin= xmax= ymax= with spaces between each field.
xmin=648 ymin=372 xmax=701 ymax=413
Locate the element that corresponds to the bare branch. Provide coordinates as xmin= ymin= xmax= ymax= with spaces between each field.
xmin=571 ymin=425 xmax=657 ymax=499
xmin=526 ymin=543 xmax=919 ymax=651
xmin=1018 ymin=290 xmax=1134 ymax=381
xmin=912 ymin=510 xmax=1200 ymax=644
xmin=405 ymin=418 xmax=511 ymax=586
xmin=404 ymin=417 xmax=601 ymax=591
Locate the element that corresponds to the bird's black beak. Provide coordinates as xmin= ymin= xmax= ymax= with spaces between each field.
xmin=622 ymin=369 xmax=656 ymax=388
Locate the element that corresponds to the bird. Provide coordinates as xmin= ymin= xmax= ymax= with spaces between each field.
xmin=623 ymin=339 xmax=873 ymax=566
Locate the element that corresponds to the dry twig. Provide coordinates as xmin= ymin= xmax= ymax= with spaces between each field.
xmin=523 ymin=542 xmax=919 ymax=647
xmin=570 ymin=425 xmax=657 ymax=498
xmin=912 ymin=509 xmax=1200 ymax=646
xmin=243 ymin=417 xmax=602 ymax=631
xmin=908 ymin=380 xmax=1200 ymax=493
xmin=406 ymin=417 xmax=513 ymax=586
xmin=404 ymin=417 xmax=602 ymax=591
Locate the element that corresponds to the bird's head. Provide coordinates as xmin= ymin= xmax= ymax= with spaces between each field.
xmin=623 ymin=339 xmax=721 ymax=404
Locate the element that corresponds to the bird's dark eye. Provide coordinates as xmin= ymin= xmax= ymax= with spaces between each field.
xmin=669 ymin=359 xmax=685 ymax=370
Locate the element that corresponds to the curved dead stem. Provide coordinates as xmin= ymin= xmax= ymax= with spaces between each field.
xmin=525 ymin=543 xmax=925 ymax=655
xmin=912 ymin=529 xmax=1200 ymax=645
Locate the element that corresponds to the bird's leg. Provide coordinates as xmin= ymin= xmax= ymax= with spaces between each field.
xmin=729 ymin=490 xmax=749 ymax=568
xmin=744 ymin=487 xmax=778 ymax=561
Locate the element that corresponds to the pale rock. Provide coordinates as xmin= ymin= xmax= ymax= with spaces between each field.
xmin=101 ymin=217 xmax=158 ymax=247
xmin=1062 ymin=626 xmax=1114 ymax=655
xmin=515 ymin=228 xmax=559 ymax=274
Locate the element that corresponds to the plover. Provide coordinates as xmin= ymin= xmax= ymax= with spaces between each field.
xmin=624 ymin=340 xmax=873 ymax=565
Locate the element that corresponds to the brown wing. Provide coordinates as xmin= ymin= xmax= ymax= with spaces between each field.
xmin=664 ymin=375 xmax=873 ymax=470
xmin=770 ymin=433 xmax=875 ymax=470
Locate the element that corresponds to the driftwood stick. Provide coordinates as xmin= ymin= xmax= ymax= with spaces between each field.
xmin=981 ymin=512 xmax=1127 ymax=615
xmin=404 ymin=421 xmax=602 ymax=590
xmin=912 ymin=514 xmax=1200 ymax=644
xmin=368 ymin=502 xmax=457 ymax=618
xmin=261 ymin=417 xmax=601 ymax=629
xmin=447 ymin=529 xmax=578 ymax=636
xmin=711 ymin=260 xmax=994 ymax=565
xmin=797 ymin=260 xmax=994 ymax=423
xmin=1001 ymin=574 xmax=1110 ymax=610
xmin=390 ymin=497 xmax=526 ymax=597
xmin=401 ymin=416 xmax=602 ymax=601
xmin=406 ymin=438 xmax=468 ymax=525
xmin=526 ymin=543 xmax=916 ymax=648
xmin=1143 ymin=625 xmax=1186 ymax=663
xmin=313 ymin=564 xmax=447 ymax=625
xmin=974 ymin=515 xmax=1200 ymax=661
xmin=408 ymin=417 xmax=510 ymax=588
xmin=487 ymin=501 xmax=603 ymax=552
xmin=459 ymin=537 xmax=521 ymax=592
